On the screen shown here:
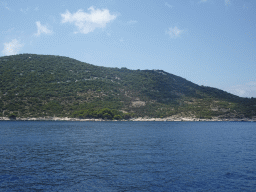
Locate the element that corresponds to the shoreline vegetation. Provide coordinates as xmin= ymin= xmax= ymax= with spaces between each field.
xmin=0 ymin=116 xmax=255 ymax=122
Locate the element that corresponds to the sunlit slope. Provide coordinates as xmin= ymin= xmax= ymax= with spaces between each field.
xmin=0 ymin=54 xmax=255 ymax=119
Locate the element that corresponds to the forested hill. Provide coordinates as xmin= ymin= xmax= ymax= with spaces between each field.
xmin=0 ymin=54 xmax=255 ymax=119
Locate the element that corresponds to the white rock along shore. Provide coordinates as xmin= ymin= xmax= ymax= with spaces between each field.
xmin=0 ymin=116 xmax=255 ymax=122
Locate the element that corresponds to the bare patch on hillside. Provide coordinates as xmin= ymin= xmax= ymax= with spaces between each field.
xmin=131 ymin=101 xmax=146 ymax=107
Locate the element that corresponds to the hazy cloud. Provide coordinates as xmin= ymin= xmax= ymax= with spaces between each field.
xmin=167 ymin=27 xmax=184 ymax=38
xmin=227 ymin=82 xmax=256 ymax=97
xmin=127 ymin=20 xmax=137 ymax=25
xmin=2 ymin=39 xmax=23 ymax=56
xmin=20 ymin=7 xmax=29 ymax=13
xmin=243 ymin=4 xmax=249 ymax=10
xmin=225 ymin=0 xmax=231 ymax=6
xmin=61 ymin=6 xmax=117 ymax=34
xmin=34 ymin=21 xmax=52 ymax=36
xmin=165 ymin=2 xmax=173 ymax=8
xmin=2 ymin=28 xmax=15 ymax=35
xmin=0 ymin=1 xmax=10 ymax=10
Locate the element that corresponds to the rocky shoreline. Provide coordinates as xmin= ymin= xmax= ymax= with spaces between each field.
xmin=0 ymin=116 xmax=255 ymax=122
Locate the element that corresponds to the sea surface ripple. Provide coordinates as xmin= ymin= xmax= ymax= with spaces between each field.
xmin=0 ymin=121 xmax=256 ymax=191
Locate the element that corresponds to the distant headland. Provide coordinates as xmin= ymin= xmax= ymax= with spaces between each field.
xmin=1 ymin=54 xmax=255 ymax=121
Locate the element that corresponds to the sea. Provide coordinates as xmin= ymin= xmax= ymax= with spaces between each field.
xmin=0 ymin=121 xmax=256 ymax=191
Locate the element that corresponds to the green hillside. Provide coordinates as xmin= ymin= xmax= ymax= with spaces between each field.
xmin=0 ymin=54 xmax=255 ymax=120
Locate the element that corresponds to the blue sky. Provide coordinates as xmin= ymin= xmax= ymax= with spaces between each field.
xmin=1 ymin=0 xmax=255 ymax=97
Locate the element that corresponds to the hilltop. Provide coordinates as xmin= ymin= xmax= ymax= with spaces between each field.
xmin=0 ymin=54 xmax=255 ymax=120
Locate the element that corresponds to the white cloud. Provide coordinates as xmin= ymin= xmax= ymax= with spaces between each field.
xmin=167 ymin=27 xmax=184 ymax=38
xmin=34 ymin=21 xmax=52 ymax=36
xmin=127 ymin=20 xmax=137 ymax=25
xmin=227 ymin=82 xmax=256 ymax=97
xmin=165 ymin=2 xmax=173 ymax=8
xmin=2 ymin=39 xmax=23 ymax=56
xmin=225 ymin=0 xmax=231 ymax=6
xmin=61 ymin=6 xmax=117 ymax=34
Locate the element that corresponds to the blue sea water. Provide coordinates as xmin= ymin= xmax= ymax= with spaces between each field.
xmin=0 ymin=121 xmax=256 ymax=191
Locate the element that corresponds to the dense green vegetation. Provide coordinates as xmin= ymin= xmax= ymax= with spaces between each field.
xmin=0 ymin=54 xmax=255 ymax=119
xmin=71 ymin=108 xmax=133 ymax=120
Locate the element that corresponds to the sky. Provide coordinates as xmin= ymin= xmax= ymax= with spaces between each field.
xmin=1 ymin=0 xmax=255 ymax=97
